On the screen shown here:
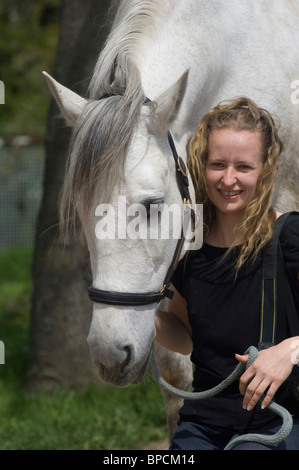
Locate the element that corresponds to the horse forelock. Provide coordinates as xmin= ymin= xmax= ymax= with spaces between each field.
xmin=59 ymin=78 xmax=155 ymax=234
xmin=59 ymin=0 xmax=166 ymax=234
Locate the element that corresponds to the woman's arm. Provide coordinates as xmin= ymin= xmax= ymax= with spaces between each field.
xmin=155 ymin=284 xmax=193 ymax=355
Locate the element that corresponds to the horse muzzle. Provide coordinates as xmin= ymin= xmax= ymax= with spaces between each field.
xmin=87 ymin=305 xmax=155 ymax=386
xmin=92 ymin=351 xmax=150 ymax=387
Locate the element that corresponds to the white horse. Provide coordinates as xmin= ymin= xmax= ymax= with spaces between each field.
xmin=44 ymin=0 xmax=299 ymax=438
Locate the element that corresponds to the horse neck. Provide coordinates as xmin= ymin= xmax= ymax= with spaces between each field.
xmin=132 ymin=2 xmax=228 ymax=146
xmin=133 ymin=0 xmax=290 ymax=145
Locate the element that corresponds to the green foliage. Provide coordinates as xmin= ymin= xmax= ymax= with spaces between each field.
xmin=0 ymin=0 xmax=60 ymax=137
xmin=0 ymin=248 xmax=168 ymax=449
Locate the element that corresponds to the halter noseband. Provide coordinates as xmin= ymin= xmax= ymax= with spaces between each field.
xmin=88 ymin=95 xmax=193 ymax=306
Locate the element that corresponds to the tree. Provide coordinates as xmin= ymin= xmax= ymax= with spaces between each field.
xmin=0 ymin=0 xmax=60 ymax=136
xmin=26 ymin=0 xmax=112 ymax=389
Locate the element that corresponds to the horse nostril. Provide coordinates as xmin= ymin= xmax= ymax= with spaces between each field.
xmin=120 ymin=345 xmax=134 ymax=377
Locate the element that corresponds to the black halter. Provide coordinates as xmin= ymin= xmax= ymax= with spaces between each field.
xmin=88 ymin=95 xmax=192 ymax=306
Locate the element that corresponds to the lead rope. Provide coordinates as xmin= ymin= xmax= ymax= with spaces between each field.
xmin=150 ymin=346 xmax=293 ymax=450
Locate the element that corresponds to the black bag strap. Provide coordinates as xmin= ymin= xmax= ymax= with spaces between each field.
xmin=259 ymin=211 xmax=299 ymax=349
xmin=278 ymin=244 xmax=299 ymax=338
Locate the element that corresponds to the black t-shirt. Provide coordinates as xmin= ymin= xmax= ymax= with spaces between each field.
xmin=171 ymin=213 xmax=299 ymax=434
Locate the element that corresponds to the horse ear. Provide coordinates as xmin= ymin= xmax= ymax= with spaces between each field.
xmin=152 ymin=69 xmax=189 ymax=132
xmin=42 ymin=71 xmax=88 ymax=126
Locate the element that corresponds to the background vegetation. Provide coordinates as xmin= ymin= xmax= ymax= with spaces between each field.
xmin=0 ymin=248 xmax=168 ymax=449
xmin=0 ymin=0 xmax=60 ymax=137
xmin=0 ymin=1 xmax=168 ymax=449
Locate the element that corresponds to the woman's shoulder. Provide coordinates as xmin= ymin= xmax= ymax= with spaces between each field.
xmin=276 ymin=210 xmax=299 ymax=219
xmin=277 ymin=211 xmax=299 ymax=253
xmin=277 ymin=211 xmax=299 ymax=235
xmin=276 ymin=211 xmax=299 ymax=281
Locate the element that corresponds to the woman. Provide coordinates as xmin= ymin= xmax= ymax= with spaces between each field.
xmin=155 ymin=97 xmax=299 ymax=450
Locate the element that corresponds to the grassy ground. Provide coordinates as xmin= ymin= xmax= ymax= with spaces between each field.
xmin=0 ymin=248 xmax=168 ymax=450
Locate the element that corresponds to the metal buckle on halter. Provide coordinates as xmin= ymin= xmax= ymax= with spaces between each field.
xmin=160 ymin=284 xmax=167 ymax=294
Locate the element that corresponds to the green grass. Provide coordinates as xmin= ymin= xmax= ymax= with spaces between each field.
xmin=0 ymin=248 xmax=168 ymax=450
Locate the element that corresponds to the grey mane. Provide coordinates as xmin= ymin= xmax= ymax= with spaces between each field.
xmin=88 ymin=0 xmax=163 ymax=98
xmin=59 ymin=0 xmax=162 ymax=230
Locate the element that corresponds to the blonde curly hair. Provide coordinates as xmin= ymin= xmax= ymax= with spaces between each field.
xmin=188 ymin=97 xmax=283 ymax=271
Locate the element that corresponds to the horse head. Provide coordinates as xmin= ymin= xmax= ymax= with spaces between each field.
xmin=43 ymin=70 xmax=198 ymax=387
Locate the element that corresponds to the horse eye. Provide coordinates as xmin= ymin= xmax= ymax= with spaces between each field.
xmin=144 ymin=199 xmax=164 ymax=218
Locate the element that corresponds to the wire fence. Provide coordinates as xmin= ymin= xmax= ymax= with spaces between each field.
xmin=0 ymin=140 xmax=45 ymax=248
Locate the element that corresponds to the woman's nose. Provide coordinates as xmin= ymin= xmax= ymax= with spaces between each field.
xmin=222 ymin=167 xmax=237 ymax=186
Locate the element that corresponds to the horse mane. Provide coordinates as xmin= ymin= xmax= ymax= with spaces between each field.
xmin=88 ymin=0 xmax=165 ymax=98
xmin=59 ymin=0 xmax=163 ymax=233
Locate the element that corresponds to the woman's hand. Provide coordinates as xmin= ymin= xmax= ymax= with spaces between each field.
xmin=235 ymin=337 xmax=299 ymax=411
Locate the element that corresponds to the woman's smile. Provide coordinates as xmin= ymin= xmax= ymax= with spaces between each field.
xmin=217 ymin=189 xmax=243 ymax=199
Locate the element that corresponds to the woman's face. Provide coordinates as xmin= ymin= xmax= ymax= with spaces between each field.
xmin=205 ymin=128 xmax=264 ymax=217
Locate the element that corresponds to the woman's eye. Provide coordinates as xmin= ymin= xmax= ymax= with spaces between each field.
xmin=238 ymin=165 xmax=252 ymax=171
xmin=208 ymin=162 xmax=224 ymax=168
